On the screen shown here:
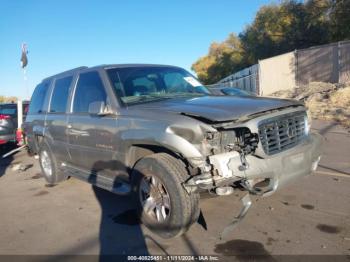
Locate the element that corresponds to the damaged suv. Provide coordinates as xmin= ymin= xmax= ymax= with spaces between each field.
xmin=23 ymin=64 xmax=322 ymax=238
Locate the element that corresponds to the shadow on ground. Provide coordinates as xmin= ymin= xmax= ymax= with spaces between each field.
xmin=92 ymin=186 xmax=149 ymax=257
xmin=89 ymin=159 xmax=204 ymax=259
xmin=0 ymin=143 xmax=16 ymax=178
xmin=84 ymin=159 xmax=149 ymax=258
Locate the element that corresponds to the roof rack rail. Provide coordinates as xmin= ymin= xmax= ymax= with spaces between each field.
xmin=42 ymin=66 xmax=88 ymax=81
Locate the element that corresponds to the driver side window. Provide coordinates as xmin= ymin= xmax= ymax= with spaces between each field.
xmin=72 ymin=71 xmax=107 ymax=113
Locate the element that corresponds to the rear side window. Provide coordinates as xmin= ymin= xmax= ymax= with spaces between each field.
xmin=72 ymin=71 xmax=107 ymax=113
xmin=28 ymin=81 xmax=50 ymax=114
xmin=49 ymin=76 xmax=73 ymax=113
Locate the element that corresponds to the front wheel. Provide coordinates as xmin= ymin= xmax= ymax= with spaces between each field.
xmin=132 ymin=153 xmax=200 ymax=238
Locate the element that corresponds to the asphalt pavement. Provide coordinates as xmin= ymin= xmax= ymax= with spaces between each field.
xmin=0 ymin=120 xmax=349 ymax=260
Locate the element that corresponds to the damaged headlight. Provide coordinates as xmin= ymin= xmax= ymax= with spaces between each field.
xmin=220 ymin=128 xmax=259 ymax=154
xmin=221 ymin=130 xmax=236 ymax=147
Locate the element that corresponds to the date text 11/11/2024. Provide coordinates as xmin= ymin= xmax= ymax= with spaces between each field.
xmin=127 ymin=255 xmax=219 ymax=261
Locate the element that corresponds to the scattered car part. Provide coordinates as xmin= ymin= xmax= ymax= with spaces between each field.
xmin=215 ymin=186 xmax=234 ymax=196
xmin=220 ymin=193 xmax=252 ymax=239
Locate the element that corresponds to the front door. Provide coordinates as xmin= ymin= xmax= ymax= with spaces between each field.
xmin=66 ymin=71 xmax=119 ymax=175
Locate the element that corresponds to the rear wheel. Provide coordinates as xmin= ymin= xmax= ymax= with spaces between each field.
xmin=39 ymin=142 xmax=66 ymax=185
xmin=132 ymin=153 xmax=200 ymax=238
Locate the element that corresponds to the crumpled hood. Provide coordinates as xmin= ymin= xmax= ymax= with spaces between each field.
xmin=129 ymin=96 xmax=303 ymax=122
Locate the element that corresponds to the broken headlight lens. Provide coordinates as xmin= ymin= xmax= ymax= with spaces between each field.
xmin=220 ymin=130 xmax=236 ymax=146
xmin=220 ymin=128 xmax=259 ymax=154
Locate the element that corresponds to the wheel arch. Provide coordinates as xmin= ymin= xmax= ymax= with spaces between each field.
xmin=126 ymin=144 xmax=183 ymax=169
xmin=121 ymin=130 xmax=204 ymax=169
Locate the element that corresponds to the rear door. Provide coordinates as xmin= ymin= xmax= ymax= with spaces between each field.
xmin=24 ymin=80 xmax=51 ymax=153
xmin=45 ymin=75 xmax=74 ymax=163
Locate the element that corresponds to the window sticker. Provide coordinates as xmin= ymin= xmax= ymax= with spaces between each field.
xmin=184 ymin=76 xmax=202 ymax=87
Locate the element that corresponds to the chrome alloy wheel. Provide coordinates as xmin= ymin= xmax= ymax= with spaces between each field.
xmin=40 ymin=150 xmax=52 ymax=177
xmin=139 ymin=175 xmax=171 ymax=222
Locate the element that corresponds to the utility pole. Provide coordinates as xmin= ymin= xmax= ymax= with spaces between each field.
xmin=17 ymin=43 xmax=29 ymax=143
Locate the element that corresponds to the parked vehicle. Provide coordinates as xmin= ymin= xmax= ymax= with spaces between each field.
xmin=23 ymin=64 xmax=322 ymax=238
xmin=0 ymin=102 xmax=29 ymax=145
xmin=210 ymin=86 xmax=256 ymax=96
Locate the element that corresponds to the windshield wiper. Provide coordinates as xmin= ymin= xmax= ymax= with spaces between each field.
xmin=126 ymin=95 xmax=171 ymax=105
xmin=125 ymin=92 xmax=208 ymax=105
xmin=160 ymin=92 xmax=207 ymax=98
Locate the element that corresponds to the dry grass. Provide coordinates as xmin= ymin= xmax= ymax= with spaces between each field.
xmin=270 ymin=82 xmax=350 ymax=130
xmin=330 ymin=86 xmax=350 ymax=108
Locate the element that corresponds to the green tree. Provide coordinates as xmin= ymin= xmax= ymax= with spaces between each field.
xmin=192 ymin=0 xmax=349 ymax=84
xmin=240 ymin=0 xmax=331 ymax=64
xmin=0 ymin=95 xmax=18 ymax=103
xmin=329 ymin=0 xmax=350 ymax=41
xmin=191 ymin=33 xmax=246 ymax=84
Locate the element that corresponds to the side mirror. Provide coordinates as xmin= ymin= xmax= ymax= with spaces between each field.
xmin=88 ymin=101 xmax=107 ymax=115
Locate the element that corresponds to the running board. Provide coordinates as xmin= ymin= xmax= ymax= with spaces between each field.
xmin=61 ymin=164 xmax=131 ymax=195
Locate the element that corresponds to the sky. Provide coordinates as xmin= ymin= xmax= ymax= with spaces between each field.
xmin=0 ymin=0 xmax=272 ymax=99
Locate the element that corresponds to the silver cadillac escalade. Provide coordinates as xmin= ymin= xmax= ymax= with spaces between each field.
xmin=23 ymin=64 xmax=322 ymax=238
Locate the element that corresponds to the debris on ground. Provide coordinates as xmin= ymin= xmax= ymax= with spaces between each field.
xmin=11 ymin=164 xmax=21 ymax=171
xmin=19 ymin=164 xmax=33 ymax=172
xmin=270 ymin=82 xmax=350 ymax=130
xmin=11 ymin=163 xmax=33 ymax=172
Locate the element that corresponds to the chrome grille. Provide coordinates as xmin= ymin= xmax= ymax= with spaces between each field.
xmin=258 ymin=112 xmax=307 ymax=155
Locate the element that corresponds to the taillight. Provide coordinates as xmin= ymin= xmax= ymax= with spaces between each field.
xmin=0 ymin=114 xmax=11 ymax=120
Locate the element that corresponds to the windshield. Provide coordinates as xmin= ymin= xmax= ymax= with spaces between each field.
xmin=107 ymin=66 xmax=211 ymax=105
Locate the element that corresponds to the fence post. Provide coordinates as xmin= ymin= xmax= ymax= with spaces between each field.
xmin=257 ymin=61 xmax=261 ymax=95
xmin=294 ymin=49 xmax=298 ymax=88
xmin=338 ymin=41 xmax=341 ymax=83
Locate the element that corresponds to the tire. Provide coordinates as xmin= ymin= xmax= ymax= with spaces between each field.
xmin=38 ymin=142 xmax=66 ymax=185
xmin=132 ymin=153 xmax=200 ymax=239
xmin=23 ymin=135 xmax=35 ymax=156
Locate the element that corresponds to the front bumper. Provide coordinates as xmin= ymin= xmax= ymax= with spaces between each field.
xmin=209 ymin=132 xmax=323 ymax=195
